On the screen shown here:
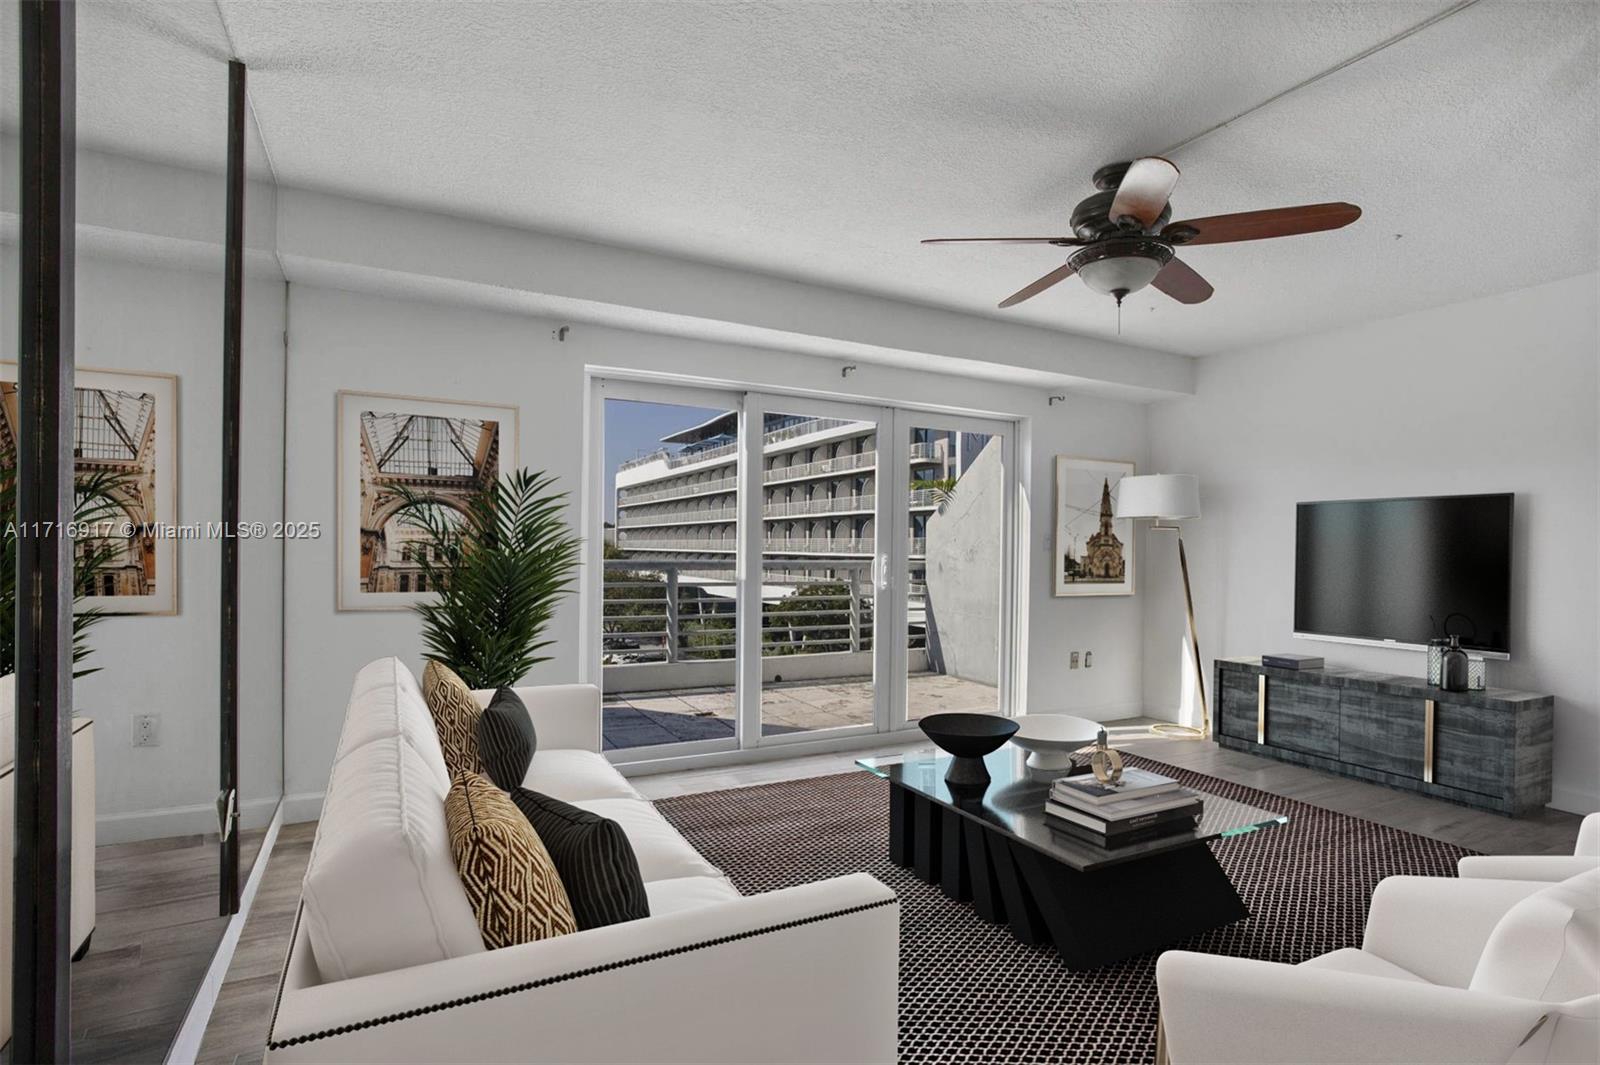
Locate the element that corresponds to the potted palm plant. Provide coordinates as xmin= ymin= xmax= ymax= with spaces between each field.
xmin=395 ymin=468 xmax=583 ymax=689
xmin=0 ymin=468 xmax=131 ymax=679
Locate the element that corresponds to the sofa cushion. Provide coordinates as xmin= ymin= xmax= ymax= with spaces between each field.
xmin=510 ymin=788 xmax=649 ymax=930
xmin=572 ymin=797 xmax=723 ymax=883
xmin=645 ymin=875 xmax=742 ymax=916
xmin=332 ymin=658 xmax=449 ymax=790
xmin=446 ymin=772 xmax=576 ymax=949
xmin=1301 ymin=948 xmax=1428 ymax=984
xmin=422 ymin=660 xmax=486 ymax=777
xmin=302 ymin=734 xmax=483 ymax=982
xmin=523 ymin=749 xmax=642 ymax=802
xmin=1471 ymin=868 xmax=1600 ymax=1003
xmin=478 ymin=688 xmax=536 ymax=790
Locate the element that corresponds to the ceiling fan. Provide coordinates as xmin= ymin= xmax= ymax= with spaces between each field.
xmin=923 ymin=157 xmax=1360 ymax=309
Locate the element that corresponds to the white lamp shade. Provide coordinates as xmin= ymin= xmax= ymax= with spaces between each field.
xmin=1115 ymin=473 xmax=1200 ymax=521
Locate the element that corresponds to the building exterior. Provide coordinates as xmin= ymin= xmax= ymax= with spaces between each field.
xmin=611 ymin=412 xmax=985 ymax=597
xmin=1074 ymin=478 xmax=1126 ymax=581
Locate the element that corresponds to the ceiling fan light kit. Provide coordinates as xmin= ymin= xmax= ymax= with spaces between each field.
xmin=924 ymin=155 xmax=1361 ymax=314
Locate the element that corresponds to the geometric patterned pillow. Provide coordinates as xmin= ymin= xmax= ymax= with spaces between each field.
xmin=444 ymin=771 xmax=576 ymax=949
xmin=422 ymin=659 xmax=486 ymax=778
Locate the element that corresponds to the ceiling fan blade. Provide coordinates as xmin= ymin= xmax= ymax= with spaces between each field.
xmin=998 ymin=262 xmax=1078 ymax=308
xmin=922 ymin=236 xmax=1087 ymax=245
xmin=1151 ymin=257 xmax=1214 ymax=304
xmin=1163 ymin=202 xmax=1361 ymax=246
xmin=1108 ymin=156 xmax=1180 ymax=230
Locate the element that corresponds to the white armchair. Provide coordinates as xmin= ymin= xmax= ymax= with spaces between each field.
xmin=1458 ymin=813 xmax=1600 ymax=883
xmin=1156 ymin=868 xmax=1600 ymax=1064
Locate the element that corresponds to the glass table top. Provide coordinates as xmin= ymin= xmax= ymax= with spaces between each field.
xmin=859 ymin=747 xmax=1287 ymax=873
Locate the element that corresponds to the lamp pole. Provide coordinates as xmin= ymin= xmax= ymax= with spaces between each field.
xmin=1148 ymin=521 xmax=1210 ymax=739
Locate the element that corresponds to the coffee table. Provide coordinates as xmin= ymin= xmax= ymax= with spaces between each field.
xmin=858 ymin=747 xmax=1286 ymax=970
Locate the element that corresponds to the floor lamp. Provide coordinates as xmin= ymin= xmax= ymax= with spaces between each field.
xmin=1116 ymin=474 xmax=1208 ymax=739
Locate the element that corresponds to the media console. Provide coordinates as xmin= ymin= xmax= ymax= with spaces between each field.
xmin=1214 ymin=657 xmax=1553 ymax=816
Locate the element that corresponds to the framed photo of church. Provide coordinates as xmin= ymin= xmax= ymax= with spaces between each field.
xmin=336 ymin=390 xmax=518 ymax=611
xmin=1 ymin=363 xmax=180 ymax=615
xmin=1053 ymin=456 xmax=1135 ymax=597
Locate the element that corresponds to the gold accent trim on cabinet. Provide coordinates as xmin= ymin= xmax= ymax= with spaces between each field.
xmin=1423 ymin=699 xmax=1436 ymax=784
xmin=1257 ymin=674 xmax=1267 ymax=744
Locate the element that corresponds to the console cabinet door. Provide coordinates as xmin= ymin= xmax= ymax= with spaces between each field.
xmin=1217 ymin=670 xmax=1259 ymax=742
xmin=1264 ymin=677 xmax=1339 ymax=756
xmin=1432 ymin=701 xmax=1511 ymax=797
xmin=1339 ymin=689 xmax=1425 ymax=779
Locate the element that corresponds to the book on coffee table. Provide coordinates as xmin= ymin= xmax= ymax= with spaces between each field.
xmin=1051 ymin=767 xmax=1181 ymax=806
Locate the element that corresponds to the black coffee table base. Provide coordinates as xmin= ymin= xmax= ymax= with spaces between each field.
xmin=889 ymin=782 xmax=1250 ymax=970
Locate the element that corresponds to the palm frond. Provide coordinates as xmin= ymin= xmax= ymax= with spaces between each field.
xmin=392 ymin=468 xmax=583 ymax=689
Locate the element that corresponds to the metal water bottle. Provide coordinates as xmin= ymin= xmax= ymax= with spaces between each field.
xmin=1440 ymin=635 xmax=1469 ymax=693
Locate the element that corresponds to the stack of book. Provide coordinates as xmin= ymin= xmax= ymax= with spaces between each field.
xmin=1045 ymin=768 xmax=1203 ymax=848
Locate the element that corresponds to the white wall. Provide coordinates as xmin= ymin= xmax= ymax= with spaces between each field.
xmin=281 ymin=284 xmax=1151 ymax=813
xmin=1144 ymin=272 xmax=1600 ymax=814
xmin=42 ymin=256 xmax=285 ymax=842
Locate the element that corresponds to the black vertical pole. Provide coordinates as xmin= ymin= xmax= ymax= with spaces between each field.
xmin=14 ymin=1 xmax=76 ymax=1060
xmin=219 ymin=58 xmax=245 ymax=916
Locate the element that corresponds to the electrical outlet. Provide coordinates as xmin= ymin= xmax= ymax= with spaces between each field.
xmin=1069 ymin=651 xmax=1081 ymax=669
xmin=132 ymin=713 xmax=160 ymax=747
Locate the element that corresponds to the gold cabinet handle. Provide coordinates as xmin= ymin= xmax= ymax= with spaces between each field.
xmin=1423 ymin=699 xmax=1436 ymax=784
xmin=1257 ymin=674 xmax=1267 ymax=744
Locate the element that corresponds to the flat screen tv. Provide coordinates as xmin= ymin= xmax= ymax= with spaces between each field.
xmin=1293 ymin=493 xmax=1513 ymax=655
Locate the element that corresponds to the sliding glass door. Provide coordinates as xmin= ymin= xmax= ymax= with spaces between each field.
xmin=747 ymin=396 xmax=891 ymax=745
xmin=593 ymin=379 xmax=1014 ymax=764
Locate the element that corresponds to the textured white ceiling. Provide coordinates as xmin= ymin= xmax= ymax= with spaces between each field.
xmin=41 ymin=1 xmax=1600 ymax=355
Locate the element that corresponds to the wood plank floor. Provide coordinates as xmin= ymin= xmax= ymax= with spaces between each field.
xmin=70 ymin=829 xmax=264 ymax=1064
xmin=194 ymin=725 xmax=1586 ymax=1064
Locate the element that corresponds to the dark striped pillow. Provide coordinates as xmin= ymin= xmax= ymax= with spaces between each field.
xmin=509 ymin=788 xmax=650 ymax=931
xmin=477 ymin=687 xmax=536 ymax=790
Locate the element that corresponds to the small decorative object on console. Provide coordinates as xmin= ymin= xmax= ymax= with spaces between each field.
xmin=1440 ymin=635 xmax=1469 ymax=692
xmin=1261 ymin=653 xmax=1323 ymax=670
xmin=918 ymin=712 xmax=1019 ymax=787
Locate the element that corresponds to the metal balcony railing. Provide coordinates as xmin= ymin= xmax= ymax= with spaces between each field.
xmin=761 ymin=417 xmax=860 ymax=447
xmin=616 ymin=506 xmax=739 ymax=528
xmin=909 ymin=441 xmax=941 ymax=462
xmin=763 ymin=449 xmax=876 ymax=484
xmin=617 ymin=439 xmax=739 ymax=474
xmin=616 ymin=533 xmax=927 ymax=556
xmin=763 ymin=493 xmax=874 ymax=518
xmin=602 ymin=559 xmax=879 ymax=664
xmin=618 ymin=475 xmax=738 ymax=506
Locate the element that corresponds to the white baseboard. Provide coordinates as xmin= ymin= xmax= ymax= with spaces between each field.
xmin=1550 ymin=786 xmax=1600 ymax=816
xmin=96 ymin=795 xmax=281 ymax=845
xmin=282 ymin=790 xmax=326 ymax=825
xmin=166 ymin=801 xmax=284 ymax=1065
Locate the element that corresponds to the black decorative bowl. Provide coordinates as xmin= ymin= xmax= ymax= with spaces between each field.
xmin=919 ymin=713 xmax=1020 ymax=787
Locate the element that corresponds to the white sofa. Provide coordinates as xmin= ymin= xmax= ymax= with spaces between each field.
xmin=265 ymin=658 xmax=899 ymax=1064
xmin=1 ymin=674 xmax=96 ymax=1049
xmin=1156 ymin=868 xmax=1600 ymax=1064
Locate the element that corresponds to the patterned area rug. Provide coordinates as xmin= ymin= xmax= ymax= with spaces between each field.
xmin=653 ymin=754 xmax=1475 ymax=1065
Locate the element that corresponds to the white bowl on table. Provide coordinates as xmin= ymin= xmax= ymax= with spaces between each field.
xmin=1008 ymin=713 xmax=1101 ymax=772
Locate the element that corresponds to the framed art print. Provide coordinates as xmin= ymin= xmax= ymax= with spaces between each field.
xmin=337 ymin=390 xmax=519 ymax=611
xmin=1 ymin=363 xmax=180 ymax=615
xmin=1053 ymin=456 xmax=1135 ymax=597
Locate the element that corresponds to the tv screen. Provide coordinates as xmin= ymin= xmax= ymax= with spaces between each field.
xmin=1294 ymin=493 xmax=1513 ymax=654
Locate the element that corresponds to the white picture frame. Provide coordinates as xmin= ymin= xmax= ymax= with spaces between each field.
xmin=1053 ymin=455 xmax=1136 ymax=598
xmin=336 ymin=389 xmax=519 ymax=612
xmin=1 ymin=363 xmax=180 ymax=615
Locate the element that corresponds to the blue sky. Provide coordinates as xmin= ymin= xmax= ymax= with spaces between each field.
xmin=603 ymin=398 xmax=728 ymax=522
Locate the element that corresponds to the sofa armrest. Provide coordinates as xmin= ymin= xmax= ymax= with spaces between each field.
xmin=1574 ymin=813 xmax=1599 ymax=857
xmin=1156 ymin=950 xmax=1550 ymax=1064
xmin=1360 ymin=875 xmax=1548 ymax=988
xmin=1459 ymin=854 xmax=1600 ymax=882
xmin=472 ymin=684 xmax=601 ymax=753
xmin=267 ymin=872 xmax=898 ymax=1063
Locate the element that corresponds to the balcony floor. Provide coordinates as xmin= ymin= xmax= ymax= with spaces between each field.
xmin=602 ymin=671 xmax=999 ymax=750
